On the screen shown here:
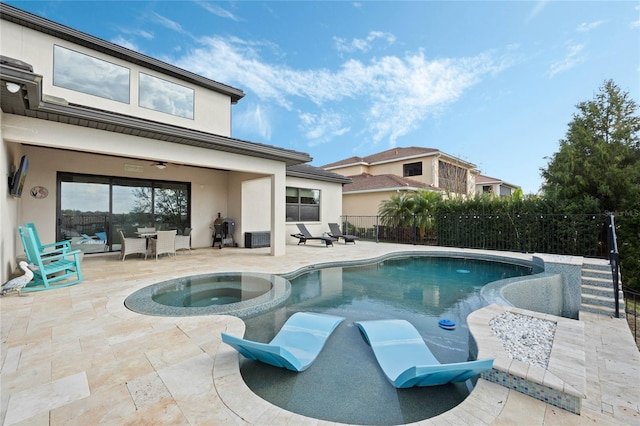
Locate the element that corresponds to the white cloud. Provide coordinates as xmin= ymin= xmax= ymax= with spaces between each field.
xmin=235 ymin=103 xmax=272 ymax=141
xmin=631 ymin=19 xmax=640 ymax=29
xmin=173 ymin=35 xmax=505 ymax=148
xmin=298 ymin=111 xmax=350 ymax=146
xmin=153 ymin=12 xmax=184 ymax=33
xmin=197 ymin=1 xmax=240 ymax=21
xmin=526 ymin=0 xmax=549 ymax=22
xmin=577 ymin=20 xmax=606 ymax=32
xmin=334 ymin=31 xmax=396 ymax=53
xmin=548 ymin=43 xmax=585 ymax=78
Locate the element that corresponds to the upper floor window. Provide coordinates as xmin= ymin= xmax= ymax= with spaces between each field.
xmin=53 ymin=45 xmax=130 ymax=103
xmin=139 ymin=73 xmax=194 ymax=119
xmin=403 ymin=162 xmax=422 ymax=177
xmin=438 ymin=161 xmax=468 ymax=193
xmin=286 ymin=187 xmax=320 ymax=222
xmin=482 ymin=185 xmax=492 ymax=193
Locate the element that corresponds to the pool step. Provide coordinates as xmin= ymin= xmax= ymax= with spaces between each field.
xmin=580 ymin=261 xmax=624 ymax=318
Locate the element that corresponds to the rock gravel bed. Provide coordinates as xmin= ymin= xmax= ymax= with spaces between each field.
xmin=489 ymin=311 xmax=557 ymax=368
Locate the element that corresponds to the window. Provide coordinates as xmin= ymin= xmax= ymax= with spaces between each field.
xmin=403 ymin=162 xmax=422 ymax=177
xmin=438 ymin=161 xmax=468 ymax=194
xmin=482 ymin=185 xmax=493 ymax=194
xmin=286 ymin=187 xmax=320 ymax=222
xmin=58 ymin=173 xmax=190 ymax=252
xmin=53 ymin=45 xmax=130 ymax=103
xmin=139 ymin=73 xmax=194 ymax=119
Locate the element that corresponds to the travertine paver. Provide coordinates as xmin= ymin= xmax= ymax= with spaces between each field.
xmin=1 ymin=242 xmax=638 ymax=425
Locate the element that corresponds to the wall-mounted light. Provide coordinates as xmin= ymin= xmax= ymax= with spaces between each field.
xmin=155 ymin=161 xmax=167 ymax=170
xmin=5 ymin=82 xmax=21 ymax=93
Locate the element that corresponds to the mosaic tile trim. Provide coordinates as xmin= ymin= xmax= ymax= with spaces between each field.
xmin=482 ymin=368 xmax=581 ymax=414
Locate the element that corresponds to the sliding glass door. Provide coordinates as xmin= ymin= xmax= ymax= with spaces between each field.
xmin=58 ymin=173 xmax=190 ymax=253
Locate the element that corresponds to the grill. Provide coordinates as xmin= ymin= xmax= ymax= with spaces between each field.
xmin=212 ymin=217 xmax=236 ymax=249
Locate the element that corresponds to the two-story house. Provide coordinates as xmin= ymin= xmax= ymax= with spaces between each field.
xmin=0 ymin=3 xmax=349 ymax=282
xmin=322 ymin=147 xmax=479 ymax=216
xmin=475 ymin=174 xmax=521 ymax=197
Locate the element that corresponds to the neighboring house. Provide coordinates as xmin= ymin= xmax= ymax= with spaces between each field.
xmin=475 ymin=174 xmax=521 ymax=198
xmin=0 ymin=4 xmax=348 ymax=282
xmin=322 ymin=147 xmax=479 ymax=216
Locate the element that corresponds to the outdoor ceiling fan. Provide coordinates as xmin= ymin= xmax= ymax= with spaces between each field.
xmin=153 ymin=161 xmax=168 ymax=170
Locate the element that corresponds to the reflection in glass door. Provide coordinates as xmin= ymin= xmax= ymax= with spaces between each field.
xmin=58 ymin=173 xmax=190 ymax=254
xmin=112 ymin=179 xmax=153 ymax=245
xmin=59 ymin=176 xmax=110 ymax=254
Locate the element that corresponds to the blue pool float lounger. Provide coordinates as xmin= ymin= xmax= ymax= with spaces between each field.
xmin=356 ymin=319 xmax=494 ymax=388
xmin=221 ymin=312 xmax=345 ymax=372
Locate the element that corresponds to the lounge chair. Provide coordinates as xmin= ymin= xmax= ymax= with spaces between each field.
xmin=290 ymin=223 xmax=336 ymax=247
xmin=328 ymin=223 xmax=358 ymax=244
xmin=221 ymin=312 xmax=345 ymax=372
xmin=355 ymin=319 xmax=493 ymax=388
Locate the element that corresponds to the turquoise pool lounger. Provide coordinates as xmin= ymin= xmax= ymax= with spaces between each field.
xmin=222 ymin=312 xmax=345 ymax=372
xmin=356 ymin=319 xmax=494 ymax=388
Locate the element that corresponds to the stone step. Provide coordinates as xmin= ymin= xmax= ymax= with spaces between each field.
xmin=582 ymin=268 xmax=614 ymax=279
xmin=582 ymin=261 xmax=612 ymax=272
xmin=582 ymin=283 xmax=615 ymax=298
xmin=582 ymin=293 xmax=616 ymax=308
xmin=580 ymin=302 xmax=618 ymax=317
xmin=582 ymin=275 xmax=614 ymax=289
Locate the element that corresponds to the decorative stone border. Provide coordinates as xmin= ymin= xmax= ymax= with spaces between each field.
xmin=468 ymin=304 xmax=586 ymax=414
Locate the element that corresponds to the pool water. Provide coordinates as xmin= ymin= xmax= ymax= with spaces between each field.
xmin=240 ymin=256 xmax=532 ymax=425
xmin=152 ymin=274 xmax=272 ymax=307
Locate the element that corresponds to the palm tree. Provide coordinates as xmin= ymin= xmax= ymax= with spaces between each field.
xmin=378 ymin=192 xmax=415 ymax=227
xmin=411 ymin=190 xmax=442 ymax=239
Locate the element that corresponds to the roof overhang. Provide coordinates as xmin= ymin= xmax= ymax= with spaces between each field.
xmin=0 ymin=58 xmax=312 ymax=166
xmin=0 ymin=3 xmax=245 ymax=103
xmin=286 ymin=164 xmax=353 ymax=184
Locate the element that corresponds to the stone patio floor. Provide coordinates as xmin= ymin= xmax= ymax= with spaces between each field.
xmin=1 ymin=241 xmax=639 ymax=425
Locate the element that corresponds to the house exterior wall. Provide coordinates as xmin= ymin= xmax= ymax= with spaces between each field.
xmin=342 ymin=190 xmax=400 ymax=217
xmin=15 ymin=144 xmax=232 ymax=250
xmin=1 ymin=125 xmax=23 ymax=281
xmin=332 ymin=157 xmax=437 ymax=187
xmin=328 ymin=164 xmax=367 ymax=176
xmin=0 ymin=20 xmax=232 ymax=136
xmin=2 ymin=112 xmax=294 ymax=276
xmin=284 ymin=176 xmax=344 ymax=242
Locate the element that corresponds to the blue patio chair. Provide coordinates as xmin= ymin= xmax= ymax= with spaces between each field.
xmin=18 ymin=225 xmax=84 ymax=291
xmin=24 ymin=222 xmax=72 ymax=255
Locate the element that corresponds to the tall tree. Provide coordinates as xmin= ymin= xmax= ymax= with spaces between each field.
xmin=541 ymin=80 xmax=640 ymax=213
xmin=541 ymin=80 xmax=640 ymax=291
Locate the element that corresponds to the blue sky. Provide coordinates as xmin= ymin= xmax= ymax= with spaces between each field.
xmin=7 ymin=1 xmax=639 ymax=194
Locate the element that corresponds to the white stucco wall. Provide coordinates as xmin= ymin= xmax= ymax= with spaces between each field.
xmin=284 ymin=176 xmax=344 ymax=243
xmin=1 ymin=117 xmax=24 ymax=282
xmin=0 ymin=20 xmax=232 ymax=136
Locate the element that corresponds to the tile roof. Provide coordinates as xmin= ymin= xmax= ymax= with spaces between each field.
xmin=343 ymin=173 xmax=432 ymax=193
xmin=287 ymin=164 xmax=352 ymax=184
xmin=323 ymin=147 xmax=439 ymax=168
xmin=476 ymin=174 xmax=520 ymax=189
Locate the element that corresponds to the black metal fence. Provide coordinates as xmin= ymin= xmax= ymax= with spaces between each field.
xmin=624 ymin=289 xmax=639 ymax=349
xmin=340 ymin=214 xmax=609 ymax=258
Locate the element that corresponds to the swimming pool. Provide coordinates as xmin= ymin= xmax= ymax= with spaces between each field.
xmin=124 ymin=272 xmax=290 ymax=317
xmin=239 ymin=255 xmax=533 ymax=425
